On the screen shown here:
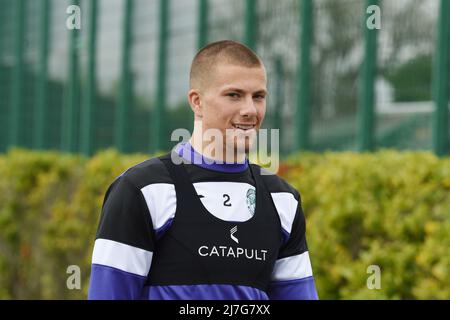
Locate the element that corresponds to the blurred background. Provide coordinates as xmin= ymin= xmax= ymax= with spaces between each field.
xmin=0 ymin=0 xmax=448 ymax=156
xmin=0 ymin=0 xmax=449 ymax=300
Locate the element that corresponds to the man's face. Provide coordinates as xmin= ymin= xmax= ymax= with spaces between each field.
xmin=193 ymin=63 xmax=267 ymax=157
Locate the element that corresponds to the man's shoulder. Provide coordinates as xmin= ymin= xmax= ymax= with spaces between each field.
xmin=117 ymin=154 xmax=173 ymax=190
xmin=250 ymin=163 xmax=301 ymax=201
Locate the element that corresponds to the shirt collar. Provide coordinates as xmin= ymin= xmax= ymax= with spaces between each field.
xmin=174 ymin=142 xmax=248 ymax=173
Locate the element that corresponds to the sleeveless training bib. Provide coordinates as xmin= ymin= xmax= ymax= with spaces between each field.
xmin=147 ymin=153 xmax=283 ymax=292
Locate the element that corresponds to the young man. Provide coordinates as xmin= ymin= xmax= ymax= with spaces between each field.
xmin=88 ymin=40 xmax=318 ymax=300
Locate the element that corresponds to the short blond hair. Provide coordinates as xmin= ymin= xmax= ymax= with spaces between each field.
xmin=189 ymin=40 xmax=263 ymax=90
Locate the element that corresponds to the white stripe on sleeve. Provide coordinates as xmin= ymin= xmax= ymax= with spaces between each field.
xmin=140 ymin=183 xmax=176 ymax=230
xmin=270 ymin=192 xmax=299 ymax=235
xmin=271 ymin=251 xmax=313 ymax=281
xmin=92 ymin=238 xmax=153 ymax=277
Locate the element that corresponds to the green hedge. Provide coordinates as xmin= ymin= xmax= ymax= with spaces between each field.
xmin=0 ymin=149 xmax=449 ymax=299
xmin=283 ymin=151 xmax=450 ymax=299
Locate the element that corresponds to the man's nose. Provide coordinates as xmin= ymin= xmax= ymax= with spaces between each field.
xmin=240 ymin=96 xmax=258 ymax=117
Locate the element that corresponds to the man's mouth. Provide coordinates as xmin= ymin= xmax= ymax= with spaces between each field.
xmin=231 ymin=123 xmax=256 ymax=131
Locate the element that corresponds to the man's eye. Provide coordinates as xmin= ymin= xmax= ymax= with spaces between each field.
xmin=227 ymin=93 xmax=240 ymax=98
xmin=254 ymin=95 xmax=266 ymax=100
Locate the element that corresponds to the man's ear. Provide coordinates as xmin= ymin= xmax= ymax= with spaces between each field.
xmin=188 ymin=89 xmax=203 ymax=118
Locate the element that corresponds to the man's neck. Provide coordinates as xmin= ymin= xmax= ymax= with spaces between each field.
xmin=189 ymin=134 xmax=247 ymax=164
xmin=175 ymin=141 xmax=248 ymax=173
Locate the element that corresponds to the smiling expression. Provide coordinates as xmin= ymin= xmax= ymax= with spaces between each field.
xmin=188 ymin=62 xmax=267 ymax=157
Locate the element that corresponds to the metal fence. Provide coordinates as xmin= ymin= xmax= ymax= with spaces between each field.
xmin=0 ymin=0 xmax=448 ymax=156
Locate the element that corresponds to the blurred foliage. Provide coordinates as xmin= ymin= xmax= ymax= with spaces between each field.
xmin=0 ymin=149 xmax=148 ymax=299
xmin=386 ymin=55 xmax=433 ymax=102
xmin=0 ymin=149 xmax=449 ymax=299
xmin=283 ymin=150 xmax=450 ymax=299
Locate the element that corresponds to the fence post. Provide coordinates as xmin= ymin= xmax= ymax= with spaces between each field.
xmin=10 ymin=0 xmax=26 ymax=147
xmin=62 ymin=0 xmax=80 ymax=152
xmin=153 ymin=0 xmax=169 ymax=152
xmin=80 ymin=0 xmax=98 ymax=156
xmin=244 ymin=0 xmax=257 ymax=50
xmin=35 ymin=0 xmax=50 ymax=150
xmin=115 ymin=0 xmax=133 ymax=153
xmin=274 ymin=57 xmax=284 ymax=154
xmin=0 ymin=3 xmax=7 ymax=151
xmin=198 ymin=0 xmax=208 ymax=49
xmin=432 ymin=0 xmax=449 ymax=156
xmin=295 ymin=0 xmax=312 ymax=151
xmin=357 ymin=0 xmax=379 ymax=152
